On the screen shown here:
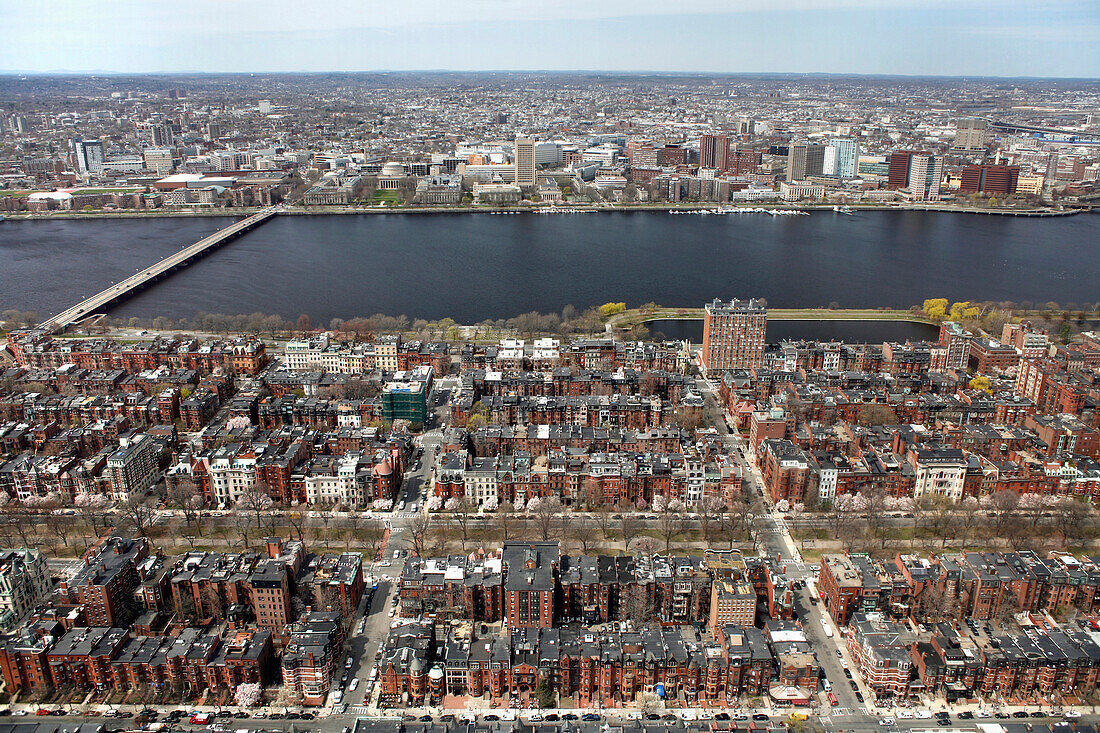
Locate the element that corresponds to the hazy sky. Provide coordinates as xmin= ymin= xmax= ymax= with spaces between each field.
xmin=1 ymin=0 xmax=1097 ymax=77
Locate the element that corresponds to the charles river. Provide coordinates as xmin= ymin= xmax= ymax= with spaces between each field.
xmin=0 ymin=210 xmax=1097 ymax=343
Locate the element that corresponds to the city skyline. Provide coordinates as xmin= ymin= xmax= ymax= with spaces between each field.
xmin=1 ymin=0 xmax=1098 ymax=78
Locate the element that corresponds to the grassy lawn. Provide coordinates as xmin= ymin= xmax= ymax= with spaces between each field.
xmin=370 ymin=190 xmax=402 ymax=204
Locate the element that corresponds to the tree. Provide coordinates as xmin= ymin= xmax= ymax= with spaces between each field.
xmin=119 ymin=494 xmax=157 ymax=538
xmin=236 ymin=486 xmax=274 ymax=530
xmin=597 ymin=302 xmax=627 ymax=319
xmin=956 ymin=496 xmax=982 ymax=548
xmin=167 ymin=479 xmax=203 ymax=531
xmin=699 ymin=496 xmax=724 ymax=543
xmin=296 ymin=313 xmax=313 ymax=333
xmin=448 ymin=497 xmax=474 ymax=551
xmin=534 ymin=678 xmax=555 ymax=708
xmin=230 ymin=510 xmax=254 ymax=551
xmin=926 ymin=496 xmax=956 ymax=549
xmin=657 ymin=503 xmax=687 ymax=554
xmin=860 ymin=486 xmax=890 ymax=551
xmin=572 ymin=521 xmax=599 ymax=554
xmin=532 ymin=496 xmax=563 ymax=541
xmin=1053 ymin=497 xmax=1091 ymax=548
xmin=234 ymin=682 xmax=263 ymax=708
xmin=407 ymin=512 xmax=434 ymax=558
xmin=968 ymin=376 xmax=992 ymax=395
xmin=618 ymin=512 xmax=643 ymax=554
xmin=621 ymin=584 xmax=655 ymax=625
xmin=922 ymin=299 xmax=949 ymax=321
xmin=856 ymin=403 xmax=898 ymax=427
xmin=988 ymin=490 xmax=1021 ymax=543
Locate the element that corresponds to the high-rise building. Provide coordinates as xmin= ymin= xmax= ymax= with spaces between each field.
xmin=887 ymin=151 xmax=942 ymax=201
xmin=206 ymin=122 xmax=225 ymax=141
xmin=514 ymin=136 xmax=536 ymax=188
xmin=959 ymin=164 xmax=1019 ymax=195
xmin=699 ymin=134 xmax=731 ymax=171
xmin=824 ymin=138 xmax=859 ymax=178
xmin=69 ymin=138 xmax=105 ymax=174
xmin=143 ymin=124 xmax=173 ymax=147
xmin=906 ymin=152 xmax=943 ymax=201
xmin=8 ymin=115 xmax=30 ymax=134
xmin=143 ymin=147 xmax=174 ymax=176
xmin=786 ymin=143 xmax=825 ymax=181
xmin=701 ymin=298 xmax=767 ymax=375
xmin=952 ymin=118 xmax=989 ymax=152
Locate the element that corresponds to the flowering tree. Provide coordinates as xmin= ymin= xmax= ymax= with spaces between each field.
xmin=445 ymin=497 xmax=460 ymax=512
xmin=226 ymin=414 xmax=252 ymax=431
xmin=525 ymin=497 xmax=542 ymax=513
xmin=372 ymin=499 xmax=393 ymax=512
xmin=482 ymin=496 xmax=499 ymax=512
xmin=0 ymin=491 xmax=9 ymax=508
xmin=668 ymin=498 xmax=686 ymax=513
xmin=651 ymin=495 xmax=668 ymax=513
xmin=74 ymin=492 xmax=110 ymax=510
xmin=234 ymin=681 xmax=263 ymax=707
xmin=425 ymin=495 xmax=443 ymax=512
xmin=775 ymin=499 xmax=790 ymax=513
xmin=23 ymin=493 xmax=60 ymax=509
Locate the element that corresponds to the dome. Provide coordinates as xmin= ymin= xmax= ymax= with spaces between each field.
xmin=381 ymin=162 xmax=407 ymax=176
xmin=410 ymin=655 xmax=424 ymax=673
xmin=428 ymin=665 xmax=444 ymax=680
xmin=373 ymin=458 xmax=393 ymax=477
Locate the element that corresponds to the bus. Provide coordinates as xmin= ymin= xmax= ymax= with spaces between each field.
xmin=820 ymin=617 xmax=834 ymax=638
xmin=828 ymin=692 xmax=839 ymax=707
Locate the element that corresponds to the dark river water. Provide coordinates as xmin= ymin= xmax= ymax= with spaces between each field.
xmin=0 ymin=211 xmax=1096 ymax=329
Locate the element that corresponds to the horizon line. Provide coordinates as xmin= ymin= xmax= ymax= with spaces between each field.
xmin=1 ymin=69 xmax=1099 ymax=82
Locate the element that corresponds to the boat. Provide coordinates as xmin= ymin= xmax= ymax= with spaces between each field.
xmin=832 ymin=205 xmax=853 ymax=215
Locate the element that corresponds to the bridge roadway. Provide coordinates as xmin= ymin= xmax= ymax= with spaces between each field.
xmin=39 ymin=204 xmax=282 ymax=333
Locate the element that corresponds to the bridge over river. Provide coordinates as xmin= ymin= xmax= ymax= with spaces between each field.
xmin=38 ymin=205 xmax=282 ymax=333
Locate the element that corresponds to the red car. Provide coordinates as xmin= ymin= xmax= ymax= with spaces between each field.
xmin=35 ymin=709 xmax=50 ymax=716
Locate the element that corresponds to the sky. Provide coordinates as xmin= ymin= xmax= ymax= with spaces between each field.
xmin=0 ymin=0 xmax=1097 ymax=78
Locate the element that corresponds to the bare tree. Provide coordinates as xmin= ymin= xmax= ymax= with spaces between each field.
xmin=449 ymin=497 xmax=474 ymax=551
xmin=532 ymin=497 xmax=563 ymax=542
xmin=618 ymin=513 xmax=643 ymax=554
xmin=359 ymin=519 xmax=386 ymax=560
xmin=926 ymin=496 xmax=956 ymax=550
xmin=861 ymin=486 xmax=890 ymax=551
xmin=45 ymin=514 xmax=73 ymax=551
xmin=621 ymin=584 xmax=655 ymax=625
xmin=657 ymin=505 xmax=687 ymax=555
xmin=285 ymin=510 xmax=308 ymax=545
xmin=236 ymin=484 xmax=274 ymax=530
xmin=167 ymin=479 xmax=203 ymax=531
xmin=119 ymin=495 xmax=157 ymax=538
xmin=988 ymin=490 xmax=1021 ymax=540
xmin=572 ymin=521 xmax=599 ymax=554
xmin=231 ymin=511 xmax=253 ymax=550
xmin=407 ymin=512 xmax=434 ymax=558
xmin=698 ymin=496 xmax=725 ymax=543
xmin=1053 ymin=498 xmax=1091 ymax=548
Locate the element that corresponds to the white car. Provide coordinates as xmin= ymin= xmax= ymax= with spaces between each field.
xmin=914 ymin=710 xmax=932 ymax=719
xmin=1065 ymin=711 xmax=1082 ymax=720
xmin=897 ymin=710 xmax=914 ymax=719
xmin=349 ymin=678 xmax=360 ymax=692
xmin=879 ymin=718 xmax=895 ymax=726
